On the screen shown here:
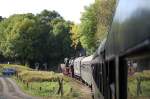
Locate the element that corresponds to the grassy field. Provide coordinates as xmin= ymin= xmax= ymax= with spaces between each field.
xmin=13 ymin=76 xmax=80 ymax=98
xmin=0 ymin=64 xmax=81 ymax=99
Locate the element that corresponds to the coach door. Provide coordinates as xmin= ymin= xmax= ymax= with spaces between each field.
xmin=104 ymin=59 xmax=116 ymax=99
xmin=110 ymin=60 xmax=116 ymax=99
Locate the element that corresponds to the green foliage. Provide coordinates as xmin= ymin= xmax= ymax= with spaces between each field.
xmin=96 ymin=0 xmax=116 ymax=41
xmin=0 ymin=10 xmax=75 ymax=68
xmin=79 ymin=3 xmax=98 ymax=54
xmin=70 ymin=24 xmax=80 ymax=48
xmin=78 ymin=0 xmax=116 ymax=54
xmin=50 ymin=20 xmax=74 ymax=59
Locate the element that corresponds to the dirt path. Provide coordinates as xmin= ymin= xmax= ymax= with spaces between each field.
xmin=0 ymin=77 xmax=39 ymax=99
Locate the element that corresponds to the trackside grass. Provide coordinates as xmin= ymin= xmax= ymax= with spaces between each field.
xmin=13 ymin=76 xmax=80 ymax=98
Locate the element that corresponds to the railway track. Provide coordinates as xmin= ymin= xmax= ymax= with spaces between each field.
xmin=67 ymin=76 xmax=93 ymax=99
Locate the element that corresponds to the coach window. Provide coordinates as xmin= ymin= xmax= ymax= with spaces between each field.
xmin=127 ymin=58 xmax=150 ymax=99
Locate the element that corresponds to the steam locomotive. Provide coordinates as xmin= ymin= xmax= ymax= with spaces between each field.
xmin=61 ymin=0 xmax=150 ymax=99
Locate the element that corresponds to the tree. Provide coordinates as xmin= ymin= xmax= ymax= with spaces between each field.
xmin=78 ymin=0 xmax=116 ymax=55
xmin=50 ymin=19 xmax=74 ymax=60
xmin=70 ymin=24 xmax=80 ymax=48
xmin=79 ymin=2 xmax=99 ymax=54
xmin=0 ymin=10 xmax=75 ymax=68
xmin=0 ymin=14 xmax=38 ymax=64
xmin=96 ymin=0 xmax=116 ymax=42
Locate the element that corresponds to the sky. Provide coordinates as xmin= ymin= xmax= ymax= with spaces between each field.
xmin=0 ymin=0 xmax=94 ymax=23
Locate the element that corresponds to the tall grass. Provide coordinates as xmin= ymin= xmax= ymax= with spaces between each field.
xmin=19 ymin=70 xmax=67 ymax=82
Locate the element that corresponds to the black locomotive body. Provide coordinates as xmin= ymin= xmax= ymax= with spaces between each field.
xmin=102 ymin=0 xmax=150 ymax=99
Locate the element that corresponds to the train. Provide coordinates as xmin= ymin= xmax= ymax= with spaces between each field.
xmin=61 ymin=0 xmax=150 ymax=99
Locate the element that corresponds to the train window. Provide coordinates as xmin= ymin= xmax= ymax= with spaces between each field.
xmin=127 ymin=57 xmax=150 ymax=99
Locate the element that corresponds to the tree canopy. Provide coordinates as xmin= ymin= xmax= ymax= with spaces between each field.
xmin=0 ymin=10 xmax=75 ymax=68
xmin=71 ymin=0 xmax=116 ymax=55
xmin=0 ymin=0 xmax=117 ymax=68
